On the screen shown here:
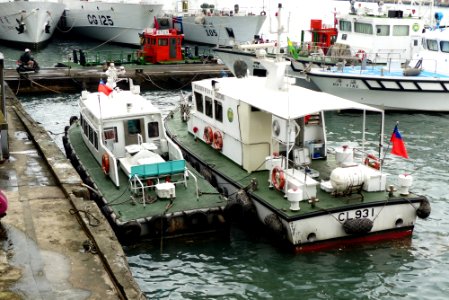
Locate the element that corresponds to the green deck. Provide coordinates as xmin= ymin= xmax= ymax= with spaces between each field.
xmin=67 ymin=123 xmax=225 ymax=224
xmin=165 ymin=108 xmax=424 ymax=220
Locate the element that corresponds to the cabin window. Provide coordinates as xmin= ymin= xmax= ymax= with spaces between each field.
xmin=392 ymin=25 xmax=409 ymax=36
xmin=104 ymin=127 xmax=118 ymax=142
xmin=127 ymin=119 xmax=141 ymax=135
xmin=88 ymin=126 xmax=93 ymax=144
xmin=159 ymin=38 xmax=168 ymax=46
xmin=205 ymin=96 xmax=213 ymax=118
xmin=354 ymin=22 xmax=373 ymax=35
xmin=151 ymin=38 xmax=156 ymax=45
xmin=427 ymin=39 xmax=438 ymax=51
xmin=440 ymin=41 xmax=449 ymax=53
xmin=147 ymin=121 xmax=159 ymax=138
xmin=339 ymin=20 xmax=351 ymax=32
xmin=214 ymin=99 xmax=223 ymax=122
xmin=376 ymin=25 xmax=390 ymax=36
xmin=93 ymin=131 xmax=98 ymax=150
xmin=194 ymin=91 xmax=203 ymax=112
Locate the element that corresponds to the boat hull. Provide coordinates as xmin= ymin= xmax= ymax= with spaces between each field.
xmin=307 ymin=70 xmax=449 ymax=111
xmin=181 ymin=15 xmax=266 ymax=46
xmin=62 ymin=1 xmax=163 ymax=46
xmin=0 ymin=1 xmax=65 ymax=47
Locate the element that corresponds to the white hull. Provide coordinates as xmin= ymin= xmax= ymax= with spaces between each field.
xmin=63 ymin=1 xmax=163 ymax=46
xmin=181 ymin=15 xmax=266 ymax=46
xmin=253 ymin=201 xmax=418 ymax=246
xmin=0 ymin=0 xmax=65 ymax=46
xmin=307 ymin=70 xmax=449 ymax=111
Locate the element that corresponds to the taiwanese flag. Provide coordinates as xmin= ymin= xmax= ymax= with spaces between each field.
xmin=390 ymin=123 xmax=409 ymax=159
xmin=98 ymin=80 xmax=113 ymax=96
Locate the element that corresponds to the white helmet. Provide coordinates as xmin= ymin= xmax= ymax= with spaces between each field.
xmin=25 ymin=48 xmax=30 ymax=52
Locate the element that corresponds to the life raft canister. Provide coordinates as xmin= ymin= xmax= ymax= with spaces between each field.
xmin=203 ymin=126 xmax=214 ymax=144
xmin=271 ymin=166 xmax=286 ymax=190
xmin=102 ymin=153 xmax=110 ymax=175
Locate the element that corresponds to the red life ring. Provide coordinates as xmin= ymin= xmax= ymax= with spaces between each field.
xmin=271 ymin=166 xmax=286 ymax=191
xmin=0 ymin=190 xmax=8 ymax=216
xmin=364 ymin=154 xmax=380 ymax=170
xmin=102 ymin=153 xmax=110 ymax=175
xmin=356 ymin=49 xmax=367 ymax=61
xmin=213 ymin=131 xmax=223 ymax=150
xmin=203 ymin=126 xmax=214 ymax=144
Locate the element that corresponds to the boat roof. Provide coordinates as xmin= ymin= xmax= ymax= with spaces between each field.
xmin=81 ymin=90 xmax=160 ymax=120
xmin=193 ymin=76 xmax=383 ymax=119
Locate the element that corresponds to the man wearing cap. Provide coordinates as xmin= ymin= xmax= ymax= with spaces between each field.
xmin=19 ymin=48 xmax=34 ymax=68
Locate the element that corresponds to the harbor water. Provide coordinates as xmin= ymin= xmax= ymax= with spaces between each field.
xmin=3 ymin=1 xmax=449 ymax=299
xmin=17 ymin=90 xmax=449 ymax=300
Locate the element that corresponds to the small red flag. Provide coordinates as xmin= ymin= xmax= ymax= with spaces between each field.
xmin=390 ymin=124 xmax=408 ymax=159
xmin=98 ymin=81 xmax=113 ymax=96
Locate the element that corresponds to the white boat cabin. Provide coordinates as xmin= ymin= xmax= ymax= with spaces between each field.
xmin=78 ymin=74 xmax=185 ymax=193
xmin=336 ymin=2 xmax=426 ymax=63
xmin=187 ymin=58 xmax=386 ymax=204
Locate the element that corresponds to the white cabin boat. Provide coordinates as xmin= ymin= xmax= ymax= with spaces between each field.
xmin=0 ymin=0 xmax=65 ymax=48
xmin=164 ymin=48 xmax=430 ymax=251
xmin=63 ymin=64 xmax=227 ymax=243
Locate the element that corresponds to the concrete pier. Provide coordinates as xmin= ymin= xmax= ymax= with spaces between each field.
xmin=0 ymin=85 xmax=144 ymax=299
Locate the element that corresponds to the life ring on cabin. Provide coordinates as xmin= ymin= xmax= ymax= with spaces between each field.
xmin=355 ymin=49 xmax=367 ymax=61
xmin=271 ymin=166 xmax=286 ymax=190
xmin=260 ymin=11 xmax=266 ymax=16
xmin=412 ymin=23 xmax=420 ymax=32
xmin=213 ymin=131 xmax=223 ymax=150
xmin=101 ymin=153 xmax=110 ymax=175
xmin=364 ymin=154 xmax=380 ymax=170
xmin=203 ymin=126 xmax=214 ymax=144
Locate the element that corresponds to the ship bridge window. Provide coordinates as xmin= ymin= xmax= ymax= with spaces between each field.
xmin=104 ymin=127 xmax=118 ymax=142
xmin=194 ymin=91 xmax=203 ymax=113
xmin=392 ymin=25 xmax=409 ymax=36
xmin=205 ymin=96 xmax=213 ymax=118
xmin=148 ymin=121 xmax=159 ymax=138
xmin=427 ymin=39 xmax=438 ymax=51
xmin=159 ymin=38 xmax=168 ymax=46
xmin=376 ymin=25 xmax=390 ymax=36
xmin=214 ymin=99 xmax=223 ymax=122
xmin=440 ymin=41 xmax=449 ymax=53
xmin=339 ymin=20 xmax=351 ymax=32
xmin=354 ymin=22 xmax=373 ymax=35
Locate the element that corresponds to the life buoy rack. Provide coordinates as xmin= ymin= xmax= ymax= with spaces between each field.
xmin=102 ymin=153 xmax=110 ymax=175
xmin=213 ymin=130 xmax=223 ymax=150
xmin=271 ymin=166 xmax=286 ymax=190
xmin=203 ymin=126 xmax=214 ymax=144
xmin=355 ymin=49 xmax=366 ymax=61
xmin=364 ymin=154 xmax=380 ymax=170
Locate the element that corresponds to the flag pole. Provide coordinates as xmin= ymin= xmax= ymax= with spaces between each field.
xmin=380 ymin=121 xmax=398 ymax=167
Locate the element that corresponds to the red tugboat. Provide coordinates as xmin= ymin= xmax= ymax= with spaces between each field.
xmin=137 ymin=28 xmax=184 ymax=64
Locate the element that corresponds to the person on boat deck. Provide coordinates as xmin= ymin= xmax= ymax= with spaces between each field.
xmin=19 ymin=48 xmax=35 ymax=68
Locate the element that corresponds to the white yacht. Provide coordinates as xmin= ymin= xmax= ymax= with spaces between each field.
xmin=0 ymin=0 xmax=65 ymax=48
xmin=62 ymin=0 xmax=163 ymax=46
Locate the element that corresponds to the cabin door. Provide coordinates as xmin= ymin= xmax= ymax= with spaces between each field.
xmin=169 ymin=38 xmax=177 ymax=59
xmin=410 ymin=37 xmax=420 ymax=59
xmin=124 ymin=118 xmax=145 ymax=145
